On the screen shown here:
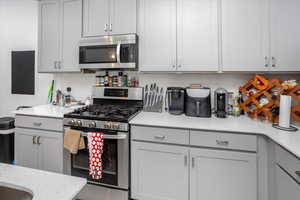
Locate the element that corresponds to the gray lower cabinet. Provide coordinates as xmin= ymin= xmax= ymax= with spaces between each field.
xmin=190 ymin=148 xmax=257 ymax=200
xmin=273 ymin=145 xmax=300 ymax=200
xmin=275 ymin=165 xmax=300 ymax=200
xmin=15 ymin=127 xmax=63 ymax=173
xmin=131 ymin=125 xmax=258 ymax=200
xmin=131 ymin=142 xmax=189 ymax=200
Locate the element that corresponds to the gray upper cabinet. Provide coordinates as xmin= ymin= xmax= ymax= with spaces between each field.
xmin=60 ymin=0 xmax=82 ymax=72
xmin=38 ymin=0 xmax=60 ymax=73
xmin=138 ymin=0 xmax=219 ymax=72
xmin=38 ymin=0 xmax=81 ymax=73
xmin=83 ymin=0 xmax=109 ymax=37
xmin=270 ymin=0 xmax=300 ymax=72
xmin=82 ymin=0 xmax=136 ymax=37
xmin=221 ymin=0 xmax=269 ymax=72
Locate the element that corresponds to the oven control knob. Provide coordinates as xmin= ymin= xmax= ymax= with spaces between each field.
xmin=76 ymin=120 xmax=82 ymax=127
xmin=113 ymin=124 xmax=120 ymax=130
xmin=89 ymin=122 xmax=96 ymax=128
xmin=105 ymin=122 xmax=112 ymax=129
xmin=69 ymin=120 xmax=76 ymax=126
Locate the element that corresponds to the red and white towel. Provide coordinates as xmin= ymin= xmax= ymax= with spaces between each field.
xmin=87 ymin=132 xmax=104 ymax=180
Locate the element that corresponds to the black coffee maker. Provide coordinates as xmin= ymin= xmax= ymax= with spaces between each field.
xmin=214 ymin=88 xmax=229 ymax=118
xmin=165 ymin=87 xmax=185 ymax=115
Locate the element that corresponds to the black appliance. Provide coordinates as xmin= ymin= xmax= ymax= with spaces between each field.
xmin=165 ymin=87 xmax=185 ymax=115
xmin=0 ymin=117 xmax=15 ymax=164
xmin=185 ymin=87 xmax=212 ymax=118
xmin=214 ymin=88 xmax=229 ymax=118
xmin=79 ymin=34 xmax=138 ymax=70
xmin=64 ymin=87 xmax=143 ymax=200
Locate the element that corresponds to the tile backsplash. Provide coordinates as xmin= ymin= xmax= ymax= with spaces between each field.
xmin=54 ymin=72 xmax=300 ymax=101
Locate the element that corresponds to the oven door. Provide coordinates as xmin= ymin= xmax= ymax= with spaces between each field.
xmin=71 ymin=130 xmax=129 ymax=190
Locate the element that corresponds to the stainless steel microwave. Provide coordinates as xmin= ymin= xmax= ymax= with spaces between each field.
xmin=79 ymin=34 xmax=138 ymax=70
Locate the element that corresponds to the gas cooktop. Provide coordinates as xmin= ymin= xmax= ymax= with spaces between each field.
xmin=64 ymin=104 xmax=141 ymax=123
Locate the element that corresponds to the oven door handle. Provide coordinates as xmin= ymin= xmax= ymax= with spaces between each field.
xmin=80 ymin=132 xmax=127 ymax=140
xmin=103 ymin=134 xmax=127 ymax=140
xmin=116 ymin=42 xmax=121 ymax=64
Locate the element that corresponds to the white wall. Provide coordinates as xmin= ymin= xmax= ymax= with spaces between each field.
xmin=0 ymin=0 xmax=53 ymax=116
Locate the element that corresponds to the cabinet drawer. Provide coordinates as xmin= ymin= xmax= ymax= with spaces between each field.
xmin=131 ymin=126 xmax=189 ymax=145
xmin=15 ymin=115 xmax=63 ymax=132
xmin=275 ymin=145 xmax=300 ymax=183
xmin=190 ymin=130 xmax=257 ymax=152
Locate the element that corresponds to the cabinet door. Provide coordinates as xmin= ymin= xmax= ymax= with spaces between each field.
xmin=138 ymin=0 xmax=177 ymax=72
xmin=15 ymin=128 xmax=38 ymax=169
xmin=131 ymin=142 xmax=189 ymax=200
xmin=275 ymin=165 xmax=300 ymax=200
xmin=60 ymin=0 xmax=81 ymax=72
xmin=38 ymin=131 xmax=63 ymax=173
xmin=177 ymin=0 xmax=218 ymax=72
xmin=190 ymin=148 xmax=257 ymax=200
xmin=222 ymin=0 xmax=269 ymax=72
xmin=38 ymin=0 xmax=60 ymax=72
xmin=270 ymin=0 xmax=300 ymax=71
xmin=110 ymin=0 xmax=136 ymax=35
xmin=82 ymin=0 xmax=109 ymax=37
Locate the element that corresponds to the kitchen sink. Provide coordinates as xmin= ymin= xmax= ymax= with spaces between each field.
xmin=0 ymin=185 xmax=33 ymax=200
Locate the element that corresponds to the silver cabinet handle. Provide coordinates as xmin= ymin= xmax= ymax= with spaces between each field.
xmin=37 ymin=136 xmax=41 ymax=145
xmin=33 ymin=136 xmax=36 ymax=144
xmin=184 ymin=155 xmax=188 ymax=167
xmin=191 ymin=157 xmax=195 ymax=168
xmin=33 ymin=122 xmax=42 ymax=127
xmin=104 ymin=24 xmax=108 ymax=32
xmin=272 ymin=57 xmax=276 ymax=67
xmin=154 ymin=135 xmax=166 ymax=140
xmin=54 ymin=61 xmax=57 ymax=69
xmin=264 ymin=56 xmax=269 ymax=67
xmin=216 ymin=140 xmax=229 ymax=146
xmin=296 ymin=171 xmax=300 ymax=178
xmin=109 ymin=23 xmax=112 ymax=32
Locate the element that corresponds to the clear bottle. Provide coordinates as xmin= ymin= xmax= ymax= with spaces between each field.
xmin=104 ymin=71 xmax=109 ymax=86
xmin=118 ymin=72 xmax=123 ymax=87
xmin=65 ymin=87 xmax=72 ymax=104
xmin=123 ymin=73 xmax=128 ymax=87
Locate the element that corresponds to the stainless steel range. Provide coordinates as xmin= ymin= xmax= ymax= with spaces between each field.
xmin=64 ymin=87 xmax=143 ymax=200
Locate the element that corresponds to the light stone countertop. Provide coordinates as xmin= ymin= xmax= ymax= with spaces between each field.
xmin=13 ymin=104 xmax=85 ymax=119
xmin=0 ymin=163 xmax=86 ymax=200
xmin=130 ymin=112 xmax=300 ymax=159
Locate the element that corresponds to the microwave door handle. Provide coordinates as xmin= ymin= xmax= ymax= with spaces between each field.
xmin=116 ymin=43 xmax=121 ymax=64
xmin=196 ymin=101 xmax=200 ymax=116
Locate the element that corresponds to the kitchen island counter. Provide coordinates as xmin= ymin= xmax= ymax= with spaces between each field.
xmin=0 ymin=163 xmax=86 ymax=200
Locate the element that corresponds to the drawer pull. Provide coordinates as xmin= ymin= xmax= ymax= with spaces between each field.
xmin=296 ymin=171 xmax=300 ymax=178
xmin=216 ymin=140 xmax=229 ymax=146
xmin=192 ymin=157 xmax=195 ymax=168
xmin=184 ymin=155 xmax=188 ymax=167
xmin=154 ymin=135 xmax=166 ymax=140
xmin=32 ymin=136 xmax=36 ymax=144
xmin=37 ymin=136 xmax=41 ymax=145
xmin=33 ymin=122 xmax=42 ymax=127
